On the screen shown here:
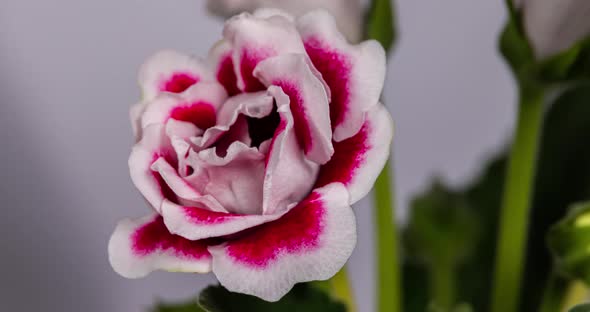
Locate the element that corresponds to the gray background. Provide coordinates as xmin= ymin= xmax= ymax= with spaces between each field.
xmin=0 ymin=0 xmax=515 ymax=311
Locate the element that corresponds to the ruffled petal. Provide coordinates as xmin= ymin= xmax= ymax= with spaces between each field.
xmin=315 ymin=104 xmax=393 ymax=204
xmin=141 ymin=82 xmax=227 ymax=131
xmin=128 ymin=125 xmax=177 ymax=212
xmin=193 ymin=142 xmax=266 ymax=215
xmin=206 ymin=2 xmax=362 ymax=43
xmin=161 ymin=200 xmax=284 ymax=241
xmin=209 ymin=40 xmax=241 ymax=96
xmin=262 ymin=86 xmax=319 ymax=214
xmin=208 ymin=183 xmax=356 ymax=301
xmin=223 ymin=11 xmax=306 ymax=92
xmin=297 ymin=10 xmax=386 ymax=141
xmin=138 ymin=50 xmax=215 ymax=100
xmin=108 ymin=214 xmax=212 ymax=278
xmin=255 ymin=54 xmax=333 ymax=164
xmin=194 ymin=91 xmax=274 ymax=149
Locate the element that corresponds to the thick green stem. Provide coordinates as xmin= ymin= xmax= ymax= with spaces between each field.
xmin=491 ymin=87 xmax=545 ymax=312
xmin=430 ymin=259 xmax=455 ymax=311
xmin=539 ymin=270 xmax=569 ymax=312
xmin=331 ymin=266 xmax=357 ymax=312
xmin=374 ymin=161 xmax=401 ymax=312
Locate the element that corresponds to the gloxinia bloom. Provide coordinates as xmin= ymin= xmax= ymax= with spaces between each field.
xmin=109 ymin=9 xmax=392 ymax=301
xmin=205 ymin=0 xmax=362 ymax=43
xmin=515 ymin=0 xmax=590 ymax=58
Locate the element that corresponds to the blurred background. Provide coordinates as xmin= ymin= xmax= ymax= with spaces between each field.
xmin=0 ymin=0 xmax=515 ymax=311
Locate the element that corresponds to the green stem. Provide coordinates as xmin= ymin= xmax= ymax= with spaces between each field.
xmin=331 ymin=266 xmax=357 ymax=312
xmin=430 ymin=260 xmax=455 ymax=310
xmin=539 ymin=270 xmax=569 ymax=312
xmin=374 ymin=161 xmax=401 ymax=312
xmin=491 ymin=87 xmax=545 ymax=312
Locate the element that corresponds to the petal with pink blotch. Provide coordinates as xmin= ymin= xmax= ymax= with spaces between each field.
xmin=315 ymin=104 xmax=393 ymax=204
xmin=208 ymin=183 xmax=356 ymax=302
xmin=209 ymin=40 xmax=240 ymax=96
xmin=297 ymin=10 xmax=386 ymax=142
xmin=138 ymin=50 xmax=214 ymax=100
xmin=161 ymin=199 xmax=284 ymax=241
xmin=141 ymin=82 xmax=227 ymax=131
xmin=255 ymin=54 xmax=333 ymax=164
xmin=128 ymin=125 xmax=178 ymax=212
xmin=261 ymin=86 xmax=319 ymax=215
xmin=223 ymin=11 xmax=306 ymax=92
xmin=108 ymin=214 xmax=212 ymax=278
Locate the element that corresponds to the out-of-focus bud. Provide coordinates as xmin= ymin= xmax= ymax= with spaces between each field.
xmin=548 ymin=201 xmax=590 ymax=285
xmin=516 ymin=0 xmax=590 ymax=59
xmin=205 ymin=0 xmax=363 ymax=42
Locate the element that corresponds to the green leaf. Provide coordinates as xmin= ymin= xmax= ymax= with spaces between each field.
xmin=151 ymin=298 xmax=205 ymax=312
xmin=198 ymin=284 xmax=346 ymax=312
xmin=570 ymin=303 xmax=590 ymax=312
xmin=404 ymin=180 xmax=479 ymax=266
xmin=548 ymin=202 xmax=590 ymax=284
xmin=402 ymin=83 xmax=590 ymax=312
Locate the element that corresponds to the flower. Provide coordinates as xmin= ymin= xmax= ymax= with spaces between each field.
xmin=109 ymin=9 xmax=392 ymax=301
xmin=516 ymin=0 xmax=590 ymax=58
xmin=205 ymin=0 xmax=363 ymax=43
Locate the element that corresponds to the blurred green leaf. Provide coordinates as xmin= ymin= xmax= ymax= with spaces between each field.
xmin=570 ymin=303 xmax=590 ymax=312
xmin=404 ymin=181 xmax=478 ymax=266
xmin=548 ymin=202 xmax=590 ymax=284
xmin=198 ymin=284 xmax=346 ymax=312
xmin=402 ymin=83 xmax=590 ymax=312
xmin=151 ymin=298 xmax=204 ymax=312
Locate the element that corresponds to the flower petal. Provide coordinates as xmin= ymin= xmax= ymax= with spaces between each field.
xmin=161 ymin=200 xmax=284 ymax=241
xmin=522 ymin=0 xmax=590 ymax=58
xmin=209 ymin=40 xmax=241 ymax=96
xmin=223 ymin=12 xmax=306 ymax=92
xmin=255 ymin=54 xmax=333 ymax=164
xmin=206 ymin=2 xmax=362 ymax=43
xmin=193 ymin=91 xmax=274 ymax=149
xmin=108 ymin=214 xmax=212 ymax=278
xmin=315 ymin=104 xmax=393 ymax=204
xmin=208 ymin=183 xmax=356 ymax=302
xmin=297 ymin=10 xmax=386 ymax=141
xmin=129 ymin=124 xmax=177 ymax=212
xmin=141 ymin=82 xmax=227 ymax=131
xmin=194 ymin=142 xmax=266 ymax=215
xmin=139 ymin=50 xmax=214 ymax=100
xmin=262 ymin=86 xmax=319 ymax=215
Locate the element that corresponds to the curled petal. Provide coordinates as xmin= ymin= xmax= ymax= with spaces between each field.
xmin=139 ymin=50 xmax=214 ymax=100
xmin=223 ymin=12 xmax=306 ymax=92
xmin=315 ymin=104 xmax=393 ymax=204
xmin=129 ymin=125 xmax=177 ymax=212
xmin=255 ymin=54 xmax=333 ymax=164
xmin=262 ymin=86 xmax=319 ymax=214
xmin=194 ymin=91 xmax=274 ymax=148
xmin=194 ymin=142 xmax=266 ymax=215
xmin=108 ymin=214 xmax=212 ymax=278
xmin=141 ymin=82 xmax=227 ymax=131
xmin=208 ymin=183 xmax=356 ymax=302
xmin=209 ymin=40 xmax=240 ymax=96
xmin=298 ymin=10 xmax=386 ymax=141
xmin=161 ymin=200 xmax=284 ymax=241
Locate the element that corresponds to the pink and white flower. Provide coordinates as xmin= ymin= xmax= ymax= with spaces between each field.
xmin=109 ymin=9 xmax=392 ymax=301
xmin=205 ymin=0 xmax=363 ymax=43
